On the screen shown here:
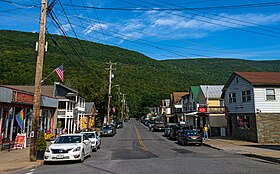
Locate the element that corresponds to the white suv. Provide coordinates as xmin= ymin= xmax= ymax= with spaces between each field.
xmin=44 ymin=134 xmax=92 ymax=162
xmin=81 ymin=131 xmax=101 ymax=152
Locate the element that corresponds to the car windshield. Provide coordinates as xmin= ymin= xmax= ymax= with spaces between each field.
xmin=102 ymin=127 xmax=112 ymax=130
xmin=55 ymin=135 xmax=81 ymax=143
xmin=183 ymin=131 xmax=200 ymax=136
xmin=84 ymin=133 xmax=96 ymax=138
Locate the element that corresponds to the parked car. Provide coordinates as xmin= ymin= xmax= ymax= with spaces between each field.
xmin=177 ymin=130 xmax=202 ymax=146
xmin=115 ymin=121 xmax=123 ymax=128
xmin=169 ymin=125 xmax=187 ymax=141
xmin=164 ymin=123 xmax=177 ymax=137
xmin=150 ymin=122 xmax=165 ymax=132
xmin=81 ymin=131 xmax=101 ymax=152
xmin=100 ymin=125 xmax=116 ymax=136
xmin=44 ymin=134 xmax=92 ymax=163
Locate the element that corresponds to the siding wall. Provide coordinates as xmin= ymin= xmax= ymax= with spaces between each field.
xmin=254 ymin=87 xmax=280 ymax=113
xmin=224 ymin=76 xmax=255 ymax=114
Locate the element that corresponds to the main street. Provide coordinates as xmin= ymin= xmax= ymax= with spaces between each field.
xmin=20 ymin=119 xmax=279 ymax=174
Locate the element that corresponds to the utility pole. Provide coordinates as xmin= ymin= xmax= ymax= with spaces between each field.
xmin=30 ymin=0 xmax=47 ymax=162
xmin=106 ymin=61 xmax=116 ymax=125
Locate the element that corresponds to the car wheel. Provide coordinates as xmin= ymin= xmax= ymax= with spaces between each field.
xmin=79 ymin=151 xmax=85 ymax=163
xmin=93 ymin=146 xmax=98 ymax=152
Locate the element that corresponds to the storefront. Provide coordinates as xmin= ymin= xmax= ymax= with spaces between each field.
xmin=0 ymin=86 xmax=57 ymax=147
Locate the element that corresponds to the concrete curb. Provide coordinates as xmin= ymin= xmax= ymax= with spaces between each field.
xmin=202 ymin=142 xmax=221 ymax=150
xmin=203 ymin=142 xmax=280 ymax=164
xmin=4 ymin=160 xmax=44 ymax=174
xmin=242 ymin=154 xmax=280 ymax=164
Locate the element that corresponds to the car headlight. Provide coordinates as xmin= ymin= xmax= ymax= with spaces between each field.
xmin=73 ymin=146 xmax=81 ymax=152
xmin=45 ymin=147 xmax=51 ymax=153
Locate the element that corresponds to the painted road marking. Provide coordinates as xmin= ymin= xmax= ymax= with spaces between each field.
xmin=135 ymin=126 xmax=149 ymax=152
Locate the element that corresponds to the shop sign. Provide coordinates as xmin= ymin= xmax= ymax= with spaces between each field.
xmin=16 ymin=92 xmax=34 ymax=104
xmin=13 ymin=134 xmax=26 ymax=149
xmin=198 ymin=106 xmax=207 ymax=113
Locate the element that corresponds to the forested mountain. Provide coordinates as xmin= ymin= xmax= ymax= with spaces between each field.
xmin=1 ymin=30 xmax=280 ymax=117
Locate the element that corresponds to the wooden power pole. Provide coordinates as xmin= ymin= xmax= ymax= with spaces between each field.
xmin=30 ymin=0 xmax=47 ymax=161
xmin=106 ymin=61 xmax=116 ymax=125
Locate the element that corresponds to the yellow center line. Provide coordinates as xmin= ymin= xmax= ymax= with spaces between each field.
xmin=134 ymin=125 xmax=149 ymax=152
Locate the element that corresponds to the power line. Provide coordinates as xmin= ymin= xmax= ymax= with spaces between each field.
xmin=117 ymin=0 xmax=280 ymax=39
xmin=67 ymin=1 xmax=280 ymax=11
xmin=154 ymin=0 xmax=280 ymax=34
xmin=62 ymin=10 xmax=261 ymax=57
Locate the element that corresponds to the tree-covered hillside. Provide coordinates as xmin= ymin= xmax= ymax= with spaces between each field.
xmin=1 ymin=30 xmax=279 ymax=117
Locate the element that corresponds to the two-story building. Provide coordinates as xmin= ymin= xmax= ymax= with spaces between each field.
xmin=184 ymin=86 xmax=199 ymax=129
xmin=222 ymin=72 xmax=280 ymax=143
xmin=6 ymin=82 xmax=86 ymax=134
xmin=170 ymin=92 xmax=188 ymax=123
xmin=197 ymin=85 xmax=226 ymax=136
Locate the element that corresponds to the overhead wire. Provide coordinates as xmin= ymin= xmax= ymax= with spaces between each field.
xmin=154 ymin=0 xmax=280 ymax=34
xmin=61 ymin=10 xmax=262 ymax=57
xmin=117 ymin=0 xmax=280 ymax=40
xmin=88 ymin=0 xmax=108 ymax=44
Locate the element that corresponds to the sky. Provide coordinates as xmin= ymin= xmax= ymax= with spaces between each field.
xmin=0 ymin=0 xmax=280 ymax=60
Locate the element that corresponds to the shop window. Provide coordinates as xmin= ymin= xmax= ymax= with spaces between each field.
xmin=237 ymin=116 xmax=250 ymax=129
xmin=229 ymin=93 xmax=236 ymax=103
xmin=266 ymin=89 xmax=276 ymax=100
xmin=242 ymin=90 xmax=251 ymax=102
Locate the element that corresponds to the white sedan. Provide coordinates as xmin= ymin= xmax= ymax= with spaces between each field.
xmin=44 ymin=134 xmax=91 ymax=162
xmin=81 ymin=131 xmax=101 ymax=152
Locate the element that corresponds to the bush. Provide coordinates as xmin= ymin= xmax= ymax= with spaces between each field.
xmin=37 ymin=133 xmax=47 ymax=151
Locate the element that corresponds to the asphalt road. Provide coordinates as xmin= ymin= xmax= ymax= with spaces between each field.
xmin=20 ymin=119 xmax=280 ymax=174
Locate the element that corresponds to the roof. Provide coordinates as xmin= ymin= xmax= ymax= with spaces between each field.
xmin=200 ymin=85 xmax=224 ymax=99
xmin=171 ymin=92 xmax=189 ymax=104
xmin=235 ymin=72 xmax=280 ymax=85
xmin=190 ymin=86 xmax=199 ymax=101
xmin=85 ymin=102 xmax=95 ymax=114
xmin=4 ymin=85 xmax=54 ymax=97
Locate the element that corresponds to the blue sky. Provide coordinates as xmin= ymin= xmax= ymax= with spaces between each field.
xmin=1 ymin=0 xmax=280 ymax=60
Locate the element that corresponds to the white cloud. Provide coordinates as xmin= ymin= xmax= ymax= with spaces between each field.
xmin=111 ymin=12 xmax=280 ymax=40
xmin=84 ymin=23 xmax=108 ymax=34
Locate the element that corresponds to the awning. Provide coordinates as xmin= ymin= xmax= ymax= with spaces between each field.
xmin=184 ymin=112 xmax=197 ymax=116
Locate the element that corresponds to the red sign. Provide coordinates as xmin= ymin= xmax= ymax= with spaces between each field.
xmin=198 ymin=106 xmax=207 ymax=113
xmin=13 ymin=135 xmax=26 ymax=149
xmin=16 ymin=92 xmax=34 ymax=104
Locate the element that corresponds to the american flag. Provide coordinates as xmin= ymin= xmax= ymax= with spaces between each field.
xmin=55 ymin=64 xmax=64 ymax=82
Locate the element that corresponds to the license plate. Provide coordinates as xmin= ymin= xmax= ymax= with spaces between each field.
xmin=56 ymin=155 xmax=64 ymax=159
xmin=191 ymin=136 xmax=197 ymax=139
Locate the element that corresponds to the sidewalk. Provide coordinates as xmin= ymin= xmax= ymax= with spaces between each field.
xmin=203 ymin=137 xmax=280 ymax=164
xmin=0 ymin=147 xmax=44 ymax=174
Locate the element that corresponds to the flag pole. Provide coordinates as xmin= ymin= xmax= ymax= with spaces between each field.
xmin=41 ymin=70 xmax=55 ymax=83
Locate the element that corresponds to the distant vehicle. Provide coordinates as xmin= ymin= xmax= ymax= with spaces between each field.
xmin=81 ymin=131 xmax=101 ymax=152
xmin=100 ymin=125 xmax=116 ymax=136
xmin=164 ymin=123 xmax=177 ymax=137
xmin=177 ymin=130 xmax=202 ymax=146
xmin=115 ymin=121 xmax=123 ymax=128
xmin=44 ymin=134 xmax=91 ymax=163
xmin=124 ymin=118 xmax=129 ymax=122
xmin=150 ymin=122 xmax=165 ymax=132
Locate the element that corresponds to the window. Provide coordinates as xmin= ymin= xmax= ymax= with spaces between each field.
xmin=266 ymin=89 xmax=276 ymax=100
xmin=237 ymin=116 xmax=250 ymax=129
xmin=242 ymin=90 xmax=251 ymax=102
xmin=228 ymin=93 xmax=236 ymax=103
xmin=58 ymin=101 xmax=66 ymax=109
xmin=236 ymin=77 xmax=239 ymax=83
